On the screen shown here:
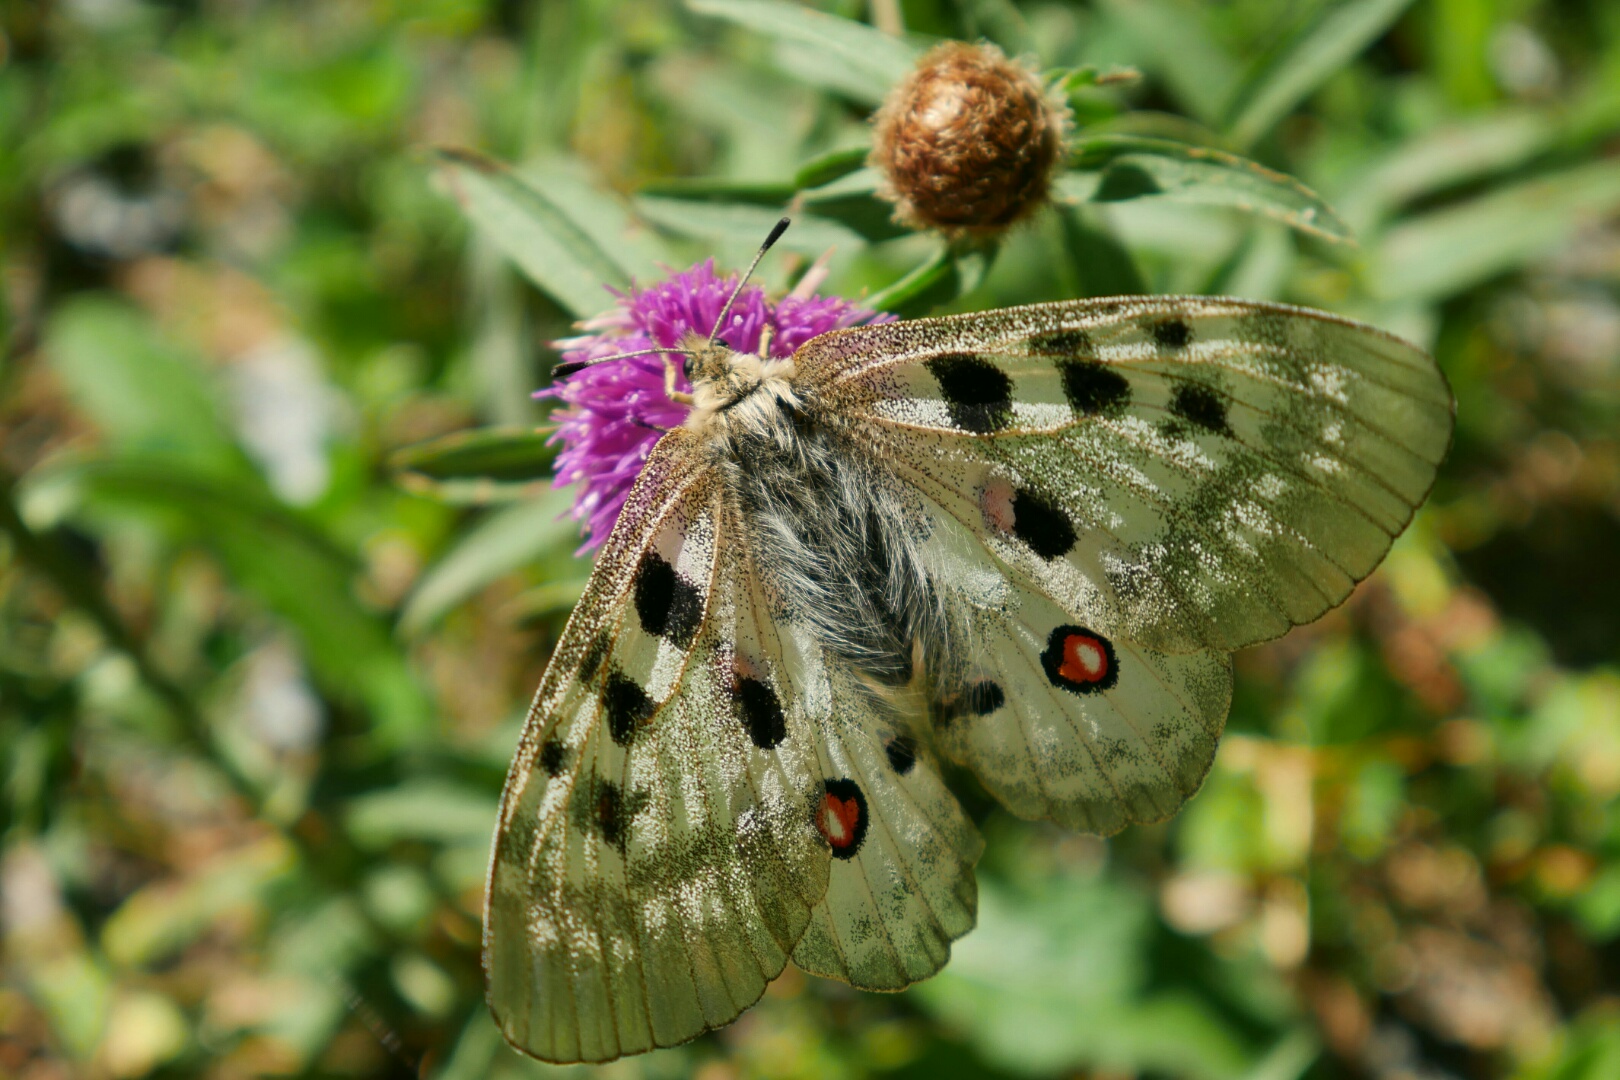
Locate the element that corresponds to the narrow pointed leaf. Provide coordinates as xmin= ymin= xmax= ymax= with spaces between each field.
xmin=1069 ymin=135 xmax=1352 ymax=243
xmin=687 ymin=0 xmax=917 ymax=104
xmin=1223 ymin=0 xmax=1419 ymax=148
xmin=434 ymin=148 xmax=628 ymax=317
xmin=391 ymin=427 xmax=557 ymax=505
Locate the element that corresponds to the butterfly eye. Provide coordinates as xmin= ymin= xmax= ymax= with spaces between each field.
xmin=682 ymin=355 xmax=694 ymax=378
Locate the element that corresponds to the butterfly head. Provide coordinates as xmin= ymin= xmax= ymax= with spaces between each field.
xmin=678 ymin=329 xmax=799 ymax=434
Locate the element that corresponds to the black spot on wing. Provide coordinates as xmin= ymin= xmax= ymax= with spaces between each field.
xmin=884 ymin=735 xmax=917 ymax=775
xmin=1153 ymin=318 xmax=1192 ymax=350
xmin=735 ymin=676 xmax=786 ymax=750
xmin=633 ymin=551 xmax=703 ymax=648
xmin=578 ymin=632 xmax=611 ymax=682
xmin=540 ymin=738 xmax=567 ymax=777
xmin=1028 ymin=329 xmax=1094 ymax=356
xmin=605 ymin=669 xmax=655 ymax=746
xmin=1169 ymin=383 xmax=1231 ymax=436
xmin=1011 ymin=486 xmax=1078 ymax=560
xmin=1060 ymin=359 xmax=1130 ymax=416
xmin=965 ymin=680 xmax=1005 ymax=715
xmin=926 ymin=353 xmax=1014 ymax=433
xmin=933 ymin=679 xmax=1006 ymax=727
xmin=596 ymin=780 xmax=625 ymax=849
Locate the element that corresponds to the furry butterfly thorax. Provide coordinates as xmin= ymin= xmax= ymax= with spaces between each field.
xmin=485 ymin=220 xmax=1454 ymax=1063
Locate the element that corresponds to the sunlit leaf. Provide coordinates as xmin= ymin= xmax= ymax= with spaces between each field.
xmin=687 ymin=0 xmax=918 ymax=104
xmin=434 ymin=147 xmax=630 ymax=317
xmin=399 ymin=487 xmax=583 ymax=636
xmin=1222 ymin=0 xmax=1419 ymax=147
xmin=866 ymin=244 xmax=998 ymax=317
xmin=1371 ymin=159 xmax=1620 ymax=300
xmin=391 ymin=426 xmax=557 ymax=505
xmin=1070 ymin=135 xmax=1352 ymax=243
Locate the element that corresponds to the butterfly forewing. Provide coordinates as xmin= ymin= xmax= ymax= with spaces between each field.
xmin=801 ymin=296 xmax=1454 ymax=653
xmin=485 ymin=433 xmax=831 ymax=1063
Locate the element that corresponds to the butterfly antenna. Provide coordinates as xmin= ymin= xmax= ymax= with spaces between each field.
xmin=708 ymin=216 xmax=791 ymax=348
xmin=551 ymin=344 xmax=695 ymax=380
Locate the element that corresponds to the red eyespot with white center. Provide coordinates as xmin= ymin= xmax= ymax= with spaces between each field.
xmin=1040 ymin=625 xmax=1119 ymax=694
xmin=815 ymin=778 xmax=868 ymax=859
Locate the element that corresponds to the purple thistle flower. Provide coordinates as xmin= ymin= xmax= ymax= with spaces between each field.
xmin=540 ymin=259 xmax=892 ymax=549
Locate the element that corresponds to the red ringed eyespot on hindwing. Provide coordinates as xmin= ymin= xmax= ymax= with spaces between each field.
xmin=1040 ymin=625 xmax=1118 ymax=694
xmin=633 ymin=550 xmax=703 ymax=648
xmin=926 ymin=353 xmax=1014 ymax=433
xmin=815 ymin=778 xmax=868 ymax=859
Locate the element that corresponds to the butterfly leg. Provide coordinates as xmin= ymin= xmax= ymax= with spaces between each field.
xmin=757 ymin=323 xmax=775 ymax=359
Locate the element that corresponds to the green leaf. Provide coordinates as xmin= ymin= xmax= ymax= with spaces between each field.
xmin=637 ymin=177 xmax=797 ymax=205
xmin=400 ymin=487 xmax=583 ymax=636
xmin=687 ymin=0 xmax=917 ymax=105
xmin=866 ymin=244 xmax=999 ymax=317
xmin=1340 ymin=109 xmax=1559 ymax=227
xmin=635 ymin=194 xmax=866 ymax=253
xmin=391 ymin=426 xmax=557 ymax=505
xmin=914 ymin=873 xmax=1255 ymax=1078
xmin=344 ymin=780 xmax=496 ymax=848
xmin=102 ymin=838 xmax=296 ymax=968
xmin=44 ymin=459 xmax=433 ymax=744
xmin=1069 ymin=135 xmax=1353 ymax=243
xmin=642 ymin=169 xmax=905 ymax=243
xmin=1370 ymin=160 xmax=1620 ymax=301
xmin=794 ymin=145 xmax=871 ymax=190
xmin=1222 ymin=0 xmax=1420 ymax=148
xmin=1056 ymin=205 xmax=1149 ymax=297
xmin=433 ymin=147 xmax=629 ymax=318
xmin=505 ymin=577 xmax=590 ymax=621
xmin=44 ymin=297 xmax=243 ymax=473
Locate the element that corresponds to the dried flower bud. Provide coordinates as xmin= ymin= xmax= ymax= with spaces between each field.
xmin=870 ymin=42 xmax=1068 ymax=238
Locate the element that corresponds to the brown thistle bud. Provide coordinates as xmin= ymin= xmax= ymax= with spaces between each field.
xmin=870 ymin=42 xmax=1069 ymax=238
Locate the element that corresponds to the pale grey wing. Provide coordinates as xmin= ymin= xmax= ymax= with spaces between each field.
xmin=484 ymin=432 xmax=829 ymax=1064
xmin=798 ymin=296 xmax=1453 ymax=652
xmin=909 ymin=484 xmax=1232 ymax=833
xmin=788 ymin=652 xmax=983 ymax=990
xmin=724 ymin=518 xmax=982 ymax=990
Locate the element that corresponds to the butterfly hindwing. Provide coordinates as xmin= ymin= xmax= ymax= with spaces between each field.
xmin=485 ymin=434 xmax=831 ymax=1063
xmin=789 ymin=655 xmax=982 ymax=990
xmin=801 ymin=296 xmax=1453 ymax=653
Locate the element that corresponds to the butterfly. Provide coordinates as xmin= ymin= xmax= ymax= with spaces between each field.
xmin=484 ymin=218 xmax=1453 ymax=1062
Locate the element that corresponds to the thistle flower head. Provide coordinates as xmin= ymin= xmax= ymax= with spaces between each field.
xmin=871 ymin=42 xmax=1069 ymax=238
xmin=542 ymin=260 xmax=891 ymax=548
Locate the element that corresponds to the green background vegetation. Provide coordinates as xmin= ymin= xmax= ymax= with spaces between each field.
xmin=2 ymin=1 xmax=1619 ymax=1077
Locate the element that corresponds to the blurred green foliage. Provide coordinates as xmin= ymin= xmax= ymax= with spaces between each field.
xmin=2 ymin=1 xmax=1619 ymax=1078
